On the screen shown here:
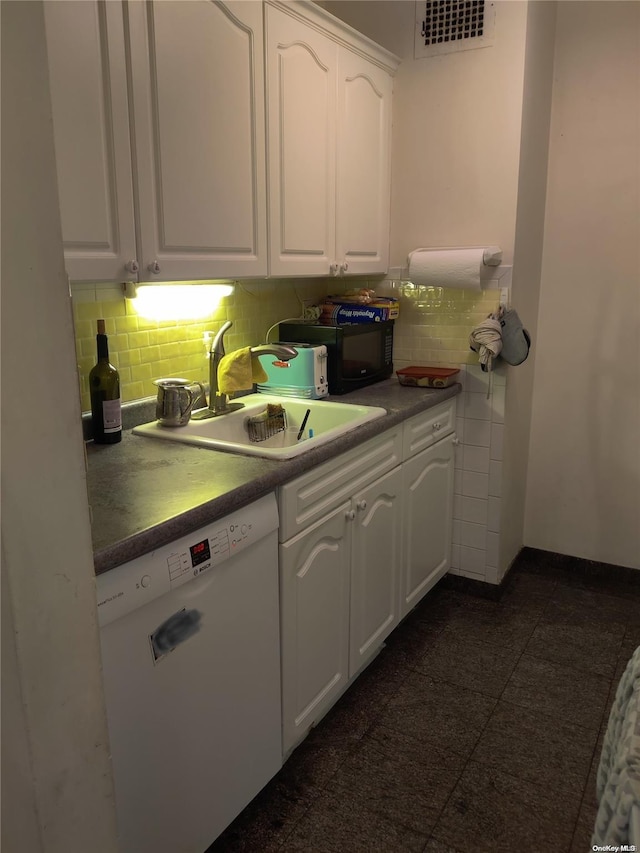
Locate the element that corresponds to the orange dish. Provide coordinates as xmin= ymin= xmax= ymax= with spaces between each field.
xmin=396 ymin=366 xmax=460 ymax=388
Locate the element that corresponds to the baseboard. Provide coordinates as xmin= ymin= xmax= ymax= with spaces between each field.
xmin=442 ymin=572 xmax=504 ymax=601
xmin=444 ymin=546 xmax=640 ymax=601
xmin=513 ymin=546 xmax=640 ymax=590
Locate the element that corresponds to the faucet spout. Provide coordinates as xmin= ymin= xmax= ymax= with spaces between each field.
xmin=211 ymin=320 xmax=232 ymax=359
xmin=250 ymin=344 xmax=298 ymax=361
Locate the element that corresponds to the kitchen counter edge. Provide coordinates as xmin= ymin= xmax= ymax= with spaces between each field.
xmin=89 ymin=381 xmax=461 ymax=574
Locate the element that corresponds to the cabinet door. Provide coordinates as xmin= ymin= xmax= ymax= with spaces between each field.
xmin=336 ymin=48 xmax=392 ymax=276
xmin=127 ymin=0 xmax=267 ymax=280
xmin=265 ymin=4 xmax=337 ymax=276
xmin=350 ymin=466 xmax=402 ymax=674
xmin=280 ymin=503 xmax=351 ymax=755
xmin=401 ymin=434 xmax=455 ymax=618
xmin=44 ymin=1 xmax=137 ymax=283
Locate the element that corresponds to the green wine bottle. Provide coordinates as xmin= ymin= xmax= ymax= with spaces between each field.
xmin=89 ymin=319 xmax=122 ymax=444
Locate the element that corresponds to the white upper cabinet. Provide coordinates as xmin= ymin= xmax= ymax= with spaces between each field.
xmin=45 ymin=1 xmax=267 ymax=283
xmin=265 ymin=2 xmax=398 ymax=277
xmin=127 ymin=0 xmax=267 ymax=281
xmin=45 ymin=0 xmax=397 ymax=283
xmin=336 ymin=49 xmax=393 ymax=276
xmin=265 ymin=5 xmax=337 ymax=276
xmin=44 ymin=1 xmax=137 ymax=284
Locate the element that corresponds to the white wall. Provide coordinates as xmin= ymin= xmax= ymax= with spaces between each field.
xmin=525 ymin=1 xmax=640 ymax=569
xmin=322 ymin=0 xmax=529 ymax=267
xmin=501 ymin=0 xmax=557 ymax=575
xmin=320 ymin=0 xmax=536 ymax=581
xmin=0 ymin=3 xmax=119 ymax=850
xmin=320 ymin=0 xmax=639 ymax=574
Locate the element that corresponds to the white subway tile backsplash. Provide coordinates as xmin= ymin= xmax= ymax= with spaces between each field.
xmin=461 ymin=496 xmax=488 ymax=525
xmin=460 ymin=545 xmax=486 ymax=574
xmin=491 ymin=384 xmax=505 ymax=424
xmin=458 ymin=568 xmax=487 ymax=581
xmin=462 ymin=444 xmax=490 ymax=474
xmin=491 ymin=364 xmax=507 ymax=385
xmin=454 ymin=443 xmax=464 ymax=470
xmin=455 ymin=417 xmax=465 ymax=442
xmin=464 ymin=418 xmax=491 ymax=447
xmin=450 ymin=544 xmax=461 ymax=570
xmin=490 ymin=423 xmax=504 ymax=461
xmin=487 ymin=496 xmax=501 ymax=533
xmin=486 ymin=532 xmax=500 ymax=568
xmin=461 ymin=470 xmax=489 ymax=499
xmin=464 ymin=365 xmax=490 ymax=393
xmin=453 ymin=494 xmax=463 ymax=520
xmin=489 ymin=460 xmax=503 ymax=497
xmin=454 ymin=468 xmax=463 ymax=495
xmin=456 ymin=364 xmax=467 ymax=389
xmin=464 ymin=391 xmax=493 ymax=421
xmin=460 ymin=521 xmax=487 ymax=550
xmin=452 ymin=519 xmax=462 ymax=546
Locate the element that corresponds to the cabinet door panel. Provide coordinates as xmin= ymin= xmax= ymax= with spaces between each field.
xmin=266 ymin=5 xmax=336 ymax=275
xmin=45 ymin=0 xmax=137 ymax=282
xmin=336 ymin=49 xmax=392 ymax=275
xmin=129 ymin=0 xmax=267 ymax=279
xmin=280 ymin=503 xmax=351 ymax=754
xmin=401 ymin=435 xmax=455 ymax=617
xmin=350 ymin=467 xmax=402 ymax=673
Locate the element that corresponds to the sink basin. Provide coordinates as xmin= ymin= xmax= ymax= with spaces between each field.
xmin=132 ymin=394 xmax=387 ymax=459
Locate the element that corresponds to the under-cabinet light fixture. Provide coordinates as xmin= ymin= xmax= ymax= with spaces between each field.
xmin=124 ymin=281 xmax=234 ymax=321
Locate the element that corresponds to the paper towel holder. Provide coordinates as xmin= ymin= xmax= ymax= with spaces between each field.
xmin=483 ymin=247 xmax=503 ymax=266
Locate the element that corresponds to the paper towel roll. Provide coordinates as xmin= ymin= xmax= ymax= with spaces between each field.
xmin=407 ymin=247 xmax=496 ymax=290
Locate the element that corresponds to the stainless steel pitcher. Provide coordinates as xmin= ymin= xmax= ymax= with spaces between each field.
xmin=155 ymin=378 xmax=204 ymax=427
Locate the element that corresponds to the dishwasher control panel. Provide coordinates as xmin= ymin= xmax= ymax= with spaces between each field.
xmin=96 ymin=493 xmax=278 ymax=627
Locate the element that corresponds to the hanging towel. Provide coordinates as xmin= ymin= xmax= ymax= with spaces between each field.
xmin=217 ymin=347 xmax=268 ymax=395
xmin=469 ymin=315 xmax=503 ymax=372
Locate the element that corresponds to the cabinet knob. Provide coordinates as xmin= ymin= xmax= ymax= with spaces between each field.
xmin=147 ymin=260 xmax=161 ymax=274
xmin=356 ymin=499 xmax=367 ymax=511
xmin=330 ymin=263 xmax=339 ymax=276
xmin=452 ymin=435 xmax=460 ymax=446
xmin=433 ymin=422 xmax=441 ymax=431
xmin=125 ymin=259 xmax=139 ymax=273
xmin=345 ymin=509 xmax=356 ymax=521
xmin=341 ymin=262 xmax=349 ymax=274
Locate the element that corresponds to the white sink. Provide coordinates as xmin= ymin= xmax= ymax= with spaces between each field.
xmin=133 ymin=394 xmax=387 ymax=459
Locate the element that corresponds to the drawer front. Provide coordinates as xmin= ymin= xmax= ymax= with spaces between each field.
xmin=278 ymin=427 xmax=402 ymax=541
xmin=402 ymin=399 xmax=456 ymax=460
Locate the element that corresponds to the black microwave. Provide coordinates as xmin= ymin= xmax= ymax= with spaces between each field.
xmin=278 ymin=321 xmax=394 ymax=395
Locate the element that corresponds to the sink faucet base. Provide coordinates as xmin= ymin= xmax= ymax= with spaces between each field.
xmin=192 ymin=400 xmax=245 ymax=420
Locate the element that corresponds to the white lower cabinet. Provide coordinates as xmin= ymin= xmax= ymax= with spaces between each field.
xmin=279 ymin=502 xmax=351 ymax=755
xmin=349 ymin=466 xmax=403 ymax=675
xmin=401 ymin=432 xmax=456 ymax=618
xmin=280 ymin=464 xmax=402 ymax=754
xmin=278 ymin=398 xmax=457 ymax=756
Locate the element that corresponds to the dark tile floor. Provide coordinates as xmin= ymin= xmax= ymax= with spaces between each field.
xmin=208 ymin=549 xmax=640 ymax=853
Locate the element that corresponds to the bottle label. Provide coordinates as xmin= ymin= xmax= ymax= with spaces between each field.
xmin=103 ymin=399 xmax=122 ymax=434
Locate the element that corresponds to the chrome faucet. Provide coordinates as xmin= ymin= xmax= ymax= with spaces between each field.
xmin=193 ymin=321 xmax=298 ymax=419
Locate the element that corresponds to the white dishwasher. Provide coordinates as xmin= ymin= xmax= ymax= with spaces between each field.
xmin=96 ymin=492 xmax=282 ymax=853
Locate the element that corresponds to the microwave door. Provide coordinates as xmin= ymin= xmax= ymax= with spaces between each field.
xmin=342 ymin=332 xmax=380 ymax=379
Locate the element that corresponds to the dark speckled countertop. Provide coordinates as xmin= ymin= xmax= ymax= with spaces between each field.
xmin=88 ymin=379 xmax=461 ymax=574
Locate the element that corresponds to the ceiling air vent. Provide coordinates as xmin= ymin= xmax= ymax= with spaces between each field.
xmin=414 ymin=0 xmax=495 ymax=59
